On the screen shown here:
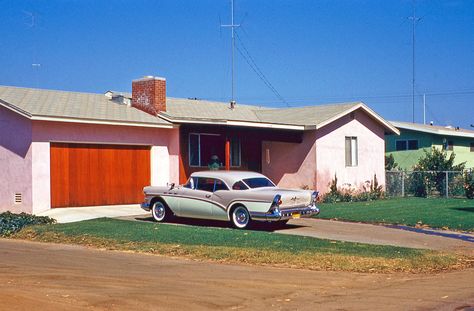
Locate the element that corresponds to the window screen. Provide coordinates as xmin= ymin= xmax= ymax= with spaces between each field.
xmin=230 ymin=138 xmax=241 ymax=167
xmin=345 ymin=137 xmax=358 ymax=166
xmin=189 ymin=134 xmax=200 ymax=166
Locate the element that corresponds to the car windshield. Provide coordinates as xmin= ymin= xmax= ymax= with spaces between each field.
xmin=242 ymin=177 xmax=276 ymax=189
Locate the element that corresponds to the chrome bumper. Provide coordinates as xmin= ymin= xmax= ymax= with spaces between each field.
xmin=140 ymin=202 xmax=151 ymax=212
xmin=250 ymin=204 xmax=320 ymax=222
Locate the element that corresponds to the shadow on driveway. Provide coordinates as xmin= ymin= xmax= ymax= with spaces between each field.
xmin=129 ymin=215 xmax=306 ymax=232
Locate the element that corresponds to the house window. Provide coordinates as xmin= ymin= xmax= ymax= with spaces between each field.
xmin=408 ymin=140 xmax=418 ymax=150
xmin=189 ymin=134 xmax=200 ymax=166
xmin=230 ymin=138 xmax=241 ymax=167
xmin=471 ymin=142 xmax=474 ymax=152
xmin=396 ymin=140 xmax=407 ymax=151
xmin=188 ymin=133 xmax=225 ymax=167
xmin=396 ymin=139 xmax=418 ymax=151
xmin=443 ymin=140 xmax=454 ymax=151
xmin=345 ymin=136 xmax=358 ymax=167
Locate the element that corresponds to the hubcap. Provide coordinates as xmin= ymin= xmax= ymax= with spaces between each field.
xmin=153 ymin=203 xmax=165 ymax=221
xmin=233 ymin=207 xmax=249 ymax=227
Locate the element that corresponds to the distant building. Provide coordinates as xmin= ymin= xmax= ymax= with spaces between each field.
xmin=386 ymin=121 xmax=474 ymax=170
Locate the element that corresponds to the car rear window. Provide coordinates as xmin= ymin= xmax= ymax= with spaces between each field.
xmin=242 ymin=177 xmax=275 ymax=189
xmin=232 ymin=181 xmax=249 ymax=190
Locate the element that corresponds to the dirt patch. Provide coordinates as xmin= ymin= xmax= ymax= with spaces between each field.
xmin=1 ymin=238 xmax=474 ymax=311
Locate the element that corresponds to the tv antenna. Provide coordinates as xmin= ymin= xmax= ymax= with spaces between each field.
xmin=408 ymin=0 xmax=421 ymax=123
xmin=24 ymin=11 xmax=42 ymax=88
xmin=221 ymin=0 xmax=240 ymax=105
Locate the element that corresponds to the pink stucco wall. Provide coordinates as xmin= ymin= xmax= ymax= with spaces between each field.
xmin=1 ymin=108 xmax=179 ymax=214
xmin=261 ymin=109 xmax=386 ymax=194
xmin=31 ymin=120 xmax=179 ymax=213
xmin=315 ymin=110 xmax=386 ymax=193
xmin=0 ymin=107 xmax=33 ymax=213
xmin=262 ymin=130 xmax=317 ymax=189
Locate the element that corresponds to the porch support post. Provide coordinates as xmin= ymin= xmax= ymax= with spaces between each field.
xmin=225 ymin=138 xmax=230 ymax=170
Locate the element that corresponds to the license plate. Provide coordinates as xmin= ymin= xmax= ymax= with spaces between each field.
xmin=292 ymin=212 xmax=301 ymax=219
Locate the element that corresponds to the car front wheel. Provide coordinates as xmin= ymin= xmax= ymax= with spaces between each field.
xmin=152 ymin=201 xmax=170 ymax=222
xmin=231 ymin=206 xmax=251 ymax=229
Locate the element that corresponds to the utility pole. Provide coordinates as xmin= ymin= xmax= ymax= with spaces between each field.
xmin=408 ymin=0 xmax=421 ymax=123
xmin=221 ymin=0 xmax=240 ymax=105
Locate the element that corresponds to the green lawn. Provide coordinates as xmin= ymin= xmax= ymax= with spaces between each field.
xmin=17 ymin=218 xmax=468 ymax=273
xmin=318 ymin=198 xmax=474 ymax=232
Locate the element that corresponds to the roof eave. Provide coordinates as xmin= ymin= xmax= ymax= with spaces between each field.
xmin=315 ymin=103 xmax=400 ymax=135
xmin=158 ymin=113 xmax=305 ymax=131
xmin=30 ymin=115 xmax=176 ymax=129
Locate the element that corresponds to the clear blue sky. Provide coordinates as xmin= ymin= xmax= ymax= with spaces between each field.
xmin=1 ymin=0 xmax=473 ymax=128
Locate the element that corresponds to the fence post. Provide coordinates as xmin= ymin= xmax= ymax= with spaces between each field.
xmin=445 ymin=171 xmax=449 ymax=198
xmin=401 ymin=171 xmax=405 ymax=197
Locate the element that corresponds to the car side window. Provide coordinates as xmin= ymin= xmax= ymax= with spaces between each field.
xmin=232 ymin=180 xmax=249 ymax=190
xmin=195 ymin=178 xmax=215 ymax=192
xmin=214 ymin=179 xmax=229 ymax=191
xmin=183 ymin=177 xmax=197 ymax=189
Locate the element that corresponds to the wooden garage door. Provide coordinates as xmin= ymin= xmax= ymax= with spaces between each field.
xmin=50 ymin=143 xmax=151 ymax=208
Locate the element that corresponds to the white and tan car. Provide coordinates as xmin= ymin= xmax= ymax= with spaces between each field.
xmin=141 ymin=171 xmax=320 ymax=229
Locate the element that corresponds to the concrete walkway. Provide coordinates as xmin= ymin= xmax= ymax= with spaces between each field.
xmin=37 ymin=204 xmax=148 ymax=223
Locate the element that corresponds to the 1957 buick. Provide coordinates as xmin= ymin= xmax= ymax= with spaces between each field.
xmin=141 ymin=171 xmax=320 ymax=229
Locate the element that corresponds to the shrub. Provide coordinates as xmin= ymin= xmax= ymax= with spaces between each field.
xmin=0 ymin=212 xmax=55 ymax=237
xmin=465 ymin=171 xmax=474 ymax=199
xmin=322 ymin=174 xmax=384 ymax=203
xmin=411 ymin=147 xmax=466 ymax=197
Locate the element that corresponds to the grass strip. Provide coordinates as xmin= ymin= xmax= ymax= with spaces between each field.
xmin=318 ymin=198 xmax=474 ymax=232
xmin=14 ymin=218 xmax=472 ymax=273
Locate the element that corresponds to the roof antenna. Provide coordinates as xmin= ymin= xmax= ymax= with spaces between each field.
xmin=408 ymin=0 xmax=421 ymax=123
xmin=24 ymin=11 xmax=41 ymax=88
xmin=221 ymin=0 xmax=240 ymax=108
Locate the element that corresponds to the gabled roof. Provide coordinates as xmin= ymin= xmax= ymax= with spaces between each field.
xmin=391 ymin=121 xmax=474 ymax=139
xmin=0 ymin=85 xmax=398 ymax=134
xmin=0 ymin=86 xmax=173 ymax=128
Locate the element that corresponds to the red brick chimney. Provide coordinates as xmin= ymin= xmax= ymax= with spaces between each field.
xmin=132 ymin=76 xmax=166 ymax=115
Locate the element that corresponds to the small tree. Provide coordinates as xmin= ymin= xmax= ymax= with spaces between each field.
xmin=385 ymin=154 xmax=399 ymax=171
xmin=411 ymin=147 xmax=465 ymax=197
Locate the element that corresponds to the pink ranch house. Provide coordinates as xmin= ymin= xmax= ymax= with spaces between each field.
xmin=0 ymin=76 xmax=399 ymax=214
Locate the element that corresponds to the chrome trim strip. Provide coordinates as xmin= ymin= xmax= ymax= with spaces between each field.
xmin=250 ymin=204 xmax=320 ymax=222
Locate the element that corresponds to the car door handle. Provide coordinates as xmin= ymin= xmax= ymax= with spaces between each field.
xmin=205 ymin=194 xmax=211 ymax=198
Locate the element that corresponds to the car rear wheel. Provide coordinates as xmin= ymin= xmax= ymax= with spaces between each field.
xmin=231 ymin=206 xmax=251 ymax=229
xmin=152 ymin=201 xmax=170 ymax=222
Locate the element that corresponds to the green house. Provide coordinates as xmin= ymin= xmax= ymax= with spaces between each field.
xmin=385 ymin=121 xmax=474 ymax=170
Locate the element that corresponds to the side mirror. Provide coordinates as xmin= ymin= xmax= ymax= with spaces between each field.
xmin=168 ymin=182 xmax=175 ymax=190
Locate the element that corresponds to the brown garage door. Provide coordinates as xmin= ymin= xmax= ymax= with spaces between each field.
xmin=50 ymin=143 xmax=151 ymax=208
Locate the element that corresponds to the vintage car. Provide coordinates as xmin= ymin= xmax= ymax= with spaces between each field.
xmin=141 ymin=171 xmax=320 ymax=229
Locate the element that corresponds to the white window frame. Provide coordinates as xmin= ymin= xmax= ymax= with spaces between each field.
xmin=188 ymin=133 xmax=222 ymax=167
xmin=230 ymin=137 xmax=241 ymax=167
xmin=345 ymin=136 xmax=358 ymax=167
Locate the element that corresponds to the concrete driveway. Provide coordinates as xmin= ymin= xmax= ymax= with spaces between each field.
xmin=37 ymin=204 xmax=148 ymax=223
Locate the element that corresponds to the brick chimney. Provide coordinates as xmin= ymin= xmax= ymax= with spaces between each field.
xmin=132 ymin=76 xmax=166 ymax=115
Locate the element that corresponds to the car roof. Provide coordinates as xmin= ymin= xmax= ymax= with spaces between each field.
xmin=190 ymin=171 xmax=268 ymax=186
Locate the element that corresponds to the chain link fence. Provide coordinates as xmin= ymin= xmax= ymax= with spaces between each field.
xmin=386 ymin=170 xmax=469 ymax=198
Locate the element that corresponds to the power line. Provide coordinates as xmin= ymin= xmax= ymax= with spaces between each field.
xmin=234 ymin=31 xmax=290 ymax=107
